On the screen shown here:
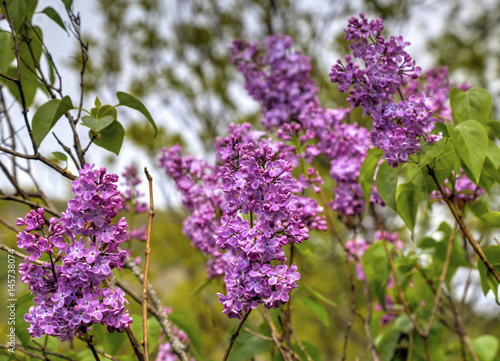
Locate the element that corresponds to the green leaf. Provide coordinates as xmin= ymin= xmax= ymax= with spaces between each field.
xmin=3 ymin=66 xmax=39 ymax=107
xmin=292 ymin=340 xmax=322 ymax=361
xmin=487 ymin=140 xmax=500 ymax=169
xmin=99 ymin=322 xmax=127 ymax=355
xmin=169 ymin=310 xmax=203 ymax=357
xmin=19 ymin=25 xmax=43 ymax=66
xmin=396 ymin=182 xmax=420 ymax=231
xmin=481 ymin=212 xmax=500 ymax=228
xmin=52 ymin=151 xmax=67 ymax=161
xmin=413 ymin=322 xmax=444 ymax=360
xmin=375 ymin=160 xmax=398 ymax=212
xmin=375 ymin=328 xmax=400 ymax=361
xmin=419 ymin=236 xmax=467 ymax=283
xmin=191 ymin=278 xmax=211 ymax=296
xmin=477 ymin=246 xmax=500 ymax=301
xmin=41 ymin=7 xmax=66 ymax=31
xmin=300 ymin=285 xmax=337 ymax=307
xmin=393 ymin=315 xmax=412 ymax=333
xmin=32 ymin=99 xmax=61 ymax=145
xmin=433 ymin=139 xmax=457 ymax=184
xmin=478 ymin=157 xmax=500 ymax=193
xmin=82 ymin=115 xmax=115 ymax=132
xmin=300 ymin=296 xmax=329 ymax=327
xmin=62 ymin=0 xmax=73 ymax=10
xmin=450 ymin=87 xmax=492 ymax=125
xmin=362 ymin=241 xmax=392 ymax=309
xmin=97 ymin=104 xmax=118 ymax=119
xmin=91 ymin=121 xmax=124 ymax=155
xmin=129 ymin=316 xmax=162 ymax=354
xmin=471 ymin=335 xmax=499 ymax=361
xmin=226 ymin=330 xmax=271 ymax=361
xmin=0 ymin=31 xmax=15 ymax=71
xmin=418 ymin=140 xmax=445 ymax=166
xmin=437 ymin=221 xmax=452 ymax=240
xmin=359 ymin=148 xmax=383 ymax=213
xmin=15 ymin=292 xmax=34 ymax=348
xmin=116 ymin=91 xmax=158 ymax=137
xmin=451 ymin=119 xmax=488 ymax=183
xmin=487 ymin=120 xmax=500 ymax=139
xmin=53 ymin=95 xmax=74 ymax=122
xmin=0 ymin=0 xmax=38 ymax=32
xmin=468 ymin=200 xmax=491 ymax=219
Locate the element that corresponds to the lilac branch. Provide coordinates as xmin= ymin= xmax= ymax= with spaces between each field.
xmin=123 ymin=258 xmax=190 ymax=361
xmin=222 ymin=310 xmax=252 ymax=361
xmin=141 ymin=167 xmax=155 ymax=361
xmin=427 ymin=165 xmax=500 ymax=283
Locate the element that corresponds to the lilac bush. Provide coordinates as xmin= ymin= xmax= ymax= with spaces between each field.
xmin=16 ymin=164 xmax=132 ymax=341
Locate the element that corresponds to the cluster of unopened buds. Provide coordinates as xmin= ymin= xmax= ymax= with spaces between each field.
xmin=16 ymin=164 xmax=132 ymax=341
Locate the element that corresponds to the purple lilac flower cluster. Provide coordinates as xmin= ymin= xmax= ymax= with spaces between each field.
xmin=215 ymin=123 xmax=319 ymax=319
xmin=159 ymin=145 xmax=229 ymax=279
xmin=403 ymin=67 xmax=481 ymax=202
xmin=404 ymin=66 xmax=470 ymax=121
xmin=16 ymin=164 xmax=132 ymax=341
xmin=121 ymin=165 xmax=148 ymax=242
xmin=230 ymin=35 xmax=319 ymax=139
xmin=431 ymin=169 xmax=485 ymax=206
xmin=330 ymin=13 xmax=441 ymax=167
xmin=231 ymin=35 xmax=379 ymax=217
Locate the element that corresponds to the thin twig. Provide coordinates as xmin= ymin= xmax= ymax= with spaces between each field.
xmin=94 ymin=349 xmax=121 ymax=361
xmin=123 ymin=258 xmax=190 ymax=361
xmin=142 ymin=168 xmax=155 ymax=361
xmin=243 ymin=327 xmax=273 ymax=341
xmin=0 ymin=243 xmax=43 ymax=265
xmin=262 ymin=309 xmax=300 ymax=361
xmin=0 ymin=216 xmax=18 ymax=233
xmin=372 ymin=206 xmax=424 ymax=335
xmin=0 ymin=344 xmax=63 ymax=360
xmin=427 ymin=165 xmax=500 ymax=283
xmin=222 ymin=310 xmax=252 ymax=361
xmin=406 ymin=328 xmax=414 ymax=361
xmin=52 ymin=132 xmax=80 ymax=170
xmin=423 ymin=224 xmax=456 ymax=336
xmin=87 ymin=341 xmax=101 ymax=361
xmin=289 ymin=327 xmax=313 ymax=361
xmin=280 ymin=243 xmax=294 ymax=344
xmin=341 ymin=258 xmax=356 ymax=361
xmin=0 ymin=193 xmax=61 ymax=217
xmin=115 ymin=278 xmax=160 ymax=318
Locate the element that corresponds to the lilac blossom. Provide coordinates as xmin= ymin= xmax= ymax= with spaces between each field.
xmin=159 ymin=144 xmax=228 ymax=279
xmin=330 ymin=13 xmax=440 ymax=167
xmin=120 ymin=165 xmax=148 ymax=242
xmin=403 ymin=66 xmax=470 ymax=121
xmin=232 ymin=35 xmax=379 ymax=218
xmin=214 ymin=123 xmax=316 ymax=318
xmin=16 ymin=164 xmax=132 ymax=341
xmin=230 ymin=35 xmax=319 ymax=138
xmin=431 ymin=169 xmax=485 ymax=206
